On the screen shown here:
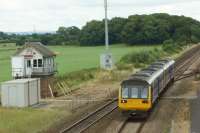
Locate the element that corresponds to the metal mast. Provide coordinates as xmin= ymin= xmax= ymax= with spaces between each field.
xmin=104 ymin=0 xmax=109 ymax=51
xmin=33 ymin=25 xmax=36 ymax=34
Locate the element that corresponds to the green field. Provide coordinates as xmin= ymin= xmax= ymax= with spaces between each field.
xmin=50 ymin=45 xmax=161 ymax=74
xmin=0 ymin=46 xmax=17 ymax=83
xmin=0 ymin=44 xmax=161 ymax=83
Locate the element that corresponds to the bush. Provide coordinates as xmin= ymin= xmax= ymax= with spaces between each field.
xmin=116 ymin=62 xmax=133 ymax=70
xmin=119 ymin=48 xmax=164 ymax=68
xmin=162 ymin=40 xmax=182 ymax=54
xmin=63 ymin=40 xmax=80 ymax=46
xmin=191 ymin=35 xmax=200 ymax=43
xmin=163 ymin=39 xmax=174 ymax=45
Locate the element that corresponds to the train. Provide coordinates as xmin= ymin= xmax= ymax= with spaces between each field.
xmin=118 ymin=59 xmax=175 ymax=116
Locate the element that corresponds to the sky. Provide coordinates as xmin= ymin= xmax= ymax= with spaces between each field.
xmin=0 ymin=0 xmax=200 ymax=32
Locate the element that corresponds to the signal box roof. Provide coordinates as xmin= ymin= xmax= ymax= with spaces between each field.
xmin=14 ymin=42 xmax=56 ymax=57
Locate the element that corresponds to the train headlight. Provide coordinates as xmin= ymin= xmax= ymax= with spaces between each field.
xmin=121 ymin=100 xmax=127 ymax=103
xmin=142 ymin=100 xmax=149 ymax=104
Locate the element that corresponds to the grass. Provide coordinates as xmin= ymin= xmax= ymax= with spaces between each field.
xmin=0 ymin=46 xmax=18 ymax=83
xmin=0 ymin=107 xmax=69 ymax=133
xmin=0 ymin=44 xmax=161 ymax=83
xmin=0 ymin=44 xmax=161 ymax=132
xmin=0 ymin=43 xmax=190 ymax=133
xmin=49 ymin=44 xmax=161 ymax=75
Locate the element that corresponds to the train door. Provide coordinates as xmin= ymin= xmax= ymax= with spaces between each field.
xmin=163 ymin=70 xmax=166 ymax=87
xmin=159 ymin=74 xmax=164 ymax=93
xmin=152 ymin=79 xmax=159 ymax=103
xmin=158 ymin=77 xmax=160 ymax=93
xmin=166 ymin=68 xmax=170 ymax=83
xmin=169 ymin=66 xmax=173 ymax=79
xmin=162 ymin=73 xmax=165 ymax=89
xmin=172 ymin=64 xmax=175 ymax=79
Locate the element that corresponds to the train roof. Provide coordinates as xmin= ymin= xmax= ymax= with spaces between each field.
xmin=122 ymin=59 xmax=175 ymax=85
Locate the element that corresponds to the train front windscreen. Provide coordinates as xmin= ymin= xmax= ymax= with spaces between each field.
xmin=121 ymin=85 xmax=148 ymax=99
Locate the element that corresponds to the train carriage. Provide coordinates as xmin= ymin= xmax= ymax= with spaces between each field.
xmin=118 ymin=59 xmax=175 ymax=116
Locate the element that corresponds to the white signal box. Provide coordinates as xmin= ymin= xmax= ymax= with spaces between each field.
xmin=100 ymin=53 xmax=114 ymax=70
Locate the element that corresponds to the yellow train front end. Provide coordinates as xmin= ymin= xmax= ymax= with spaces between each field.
xmin=118 ymin=82 xmax=152 ymax=115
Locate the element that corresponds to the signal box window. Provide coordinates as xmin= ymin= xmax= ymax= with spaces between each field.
xmin=38 ymin=59 xmax=43 ymax=67
xmin=33 ymin=59 xmax=37 ymax=67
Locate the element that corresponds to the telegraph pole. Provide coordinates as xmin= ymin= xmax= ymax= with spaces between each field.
xmin=33 ymin=25 xmax=36 ymax=34
xmin=100 ymin=0 xmax=113 ymax=70
xmin=104 ymin=0 xmax=109 ymax=51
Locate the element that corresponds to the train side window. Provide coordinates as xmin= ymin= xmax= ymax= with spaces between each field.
xmin=169 ymin=66 xmax=173 ymax=73
xmin=154 ymin=79 xmax=159 ymax=96
xmin=169 ymin=66 xmax=173 ymax=77
xmin=155 ymin=79 xmax=158 ymax=89
xmin=141 ymin=87 xmax=148 ymax=98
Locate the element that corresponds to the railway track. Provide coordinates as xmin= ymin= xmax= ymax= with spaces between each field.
xmin=117 ymin=118 xmax=146 ymax=133
xmin=60 ymin=98 xmax=118 ymax=133
xmin=117 ymin=109 xmax=151 ymax=133
xmin=118 ymin=45 xmax=200 ymax=133
xmin=60 ymin=44 xmax=200 ymax=133
xmin=174 ymin=45 xmax=200 ymax=81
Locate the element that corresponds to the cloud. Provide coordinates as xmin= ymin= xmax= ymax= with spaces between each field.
xmin=0 ymin=0 xmax=200 ymax=32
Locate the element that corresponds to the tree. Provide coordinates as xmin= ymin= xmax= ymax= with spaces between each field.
xmin=1 ymin=13 xmax=200 ymax=46
xmin=109 ymin=17 xmax=127 ymax=44
xmin=57 ymin=26 xmax=81 ymax=45
xmin=80 ymin=20 xmax=104 ymax=46
xmin=16 ymin=36 xmax=26 ymax=46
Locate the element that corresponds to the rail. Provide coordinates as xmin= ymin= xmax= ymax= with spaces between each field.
xmin=60 ymin=98 xmax=118 ymax=133
xmin=59 ymin=44 xmax=200 ymax=133
xmin=118 ymin=45 xmax=200 ymax=133
xmin=174 ymin=45 xmax=200 ymax=81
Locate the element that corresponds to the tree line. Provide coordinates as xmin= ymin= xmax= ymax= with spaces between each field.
xmin=1 ymin=13 xmax=200 ymax=46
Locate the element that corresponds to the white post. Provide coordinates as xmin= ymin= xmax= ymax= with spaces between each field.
xmin=100 ymin=0 xmax=114 ymax=70
xmin=170 ymin=120 xmax=175 ymax=133
xmin=104 ymin=0 xmax=109 ymax=51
